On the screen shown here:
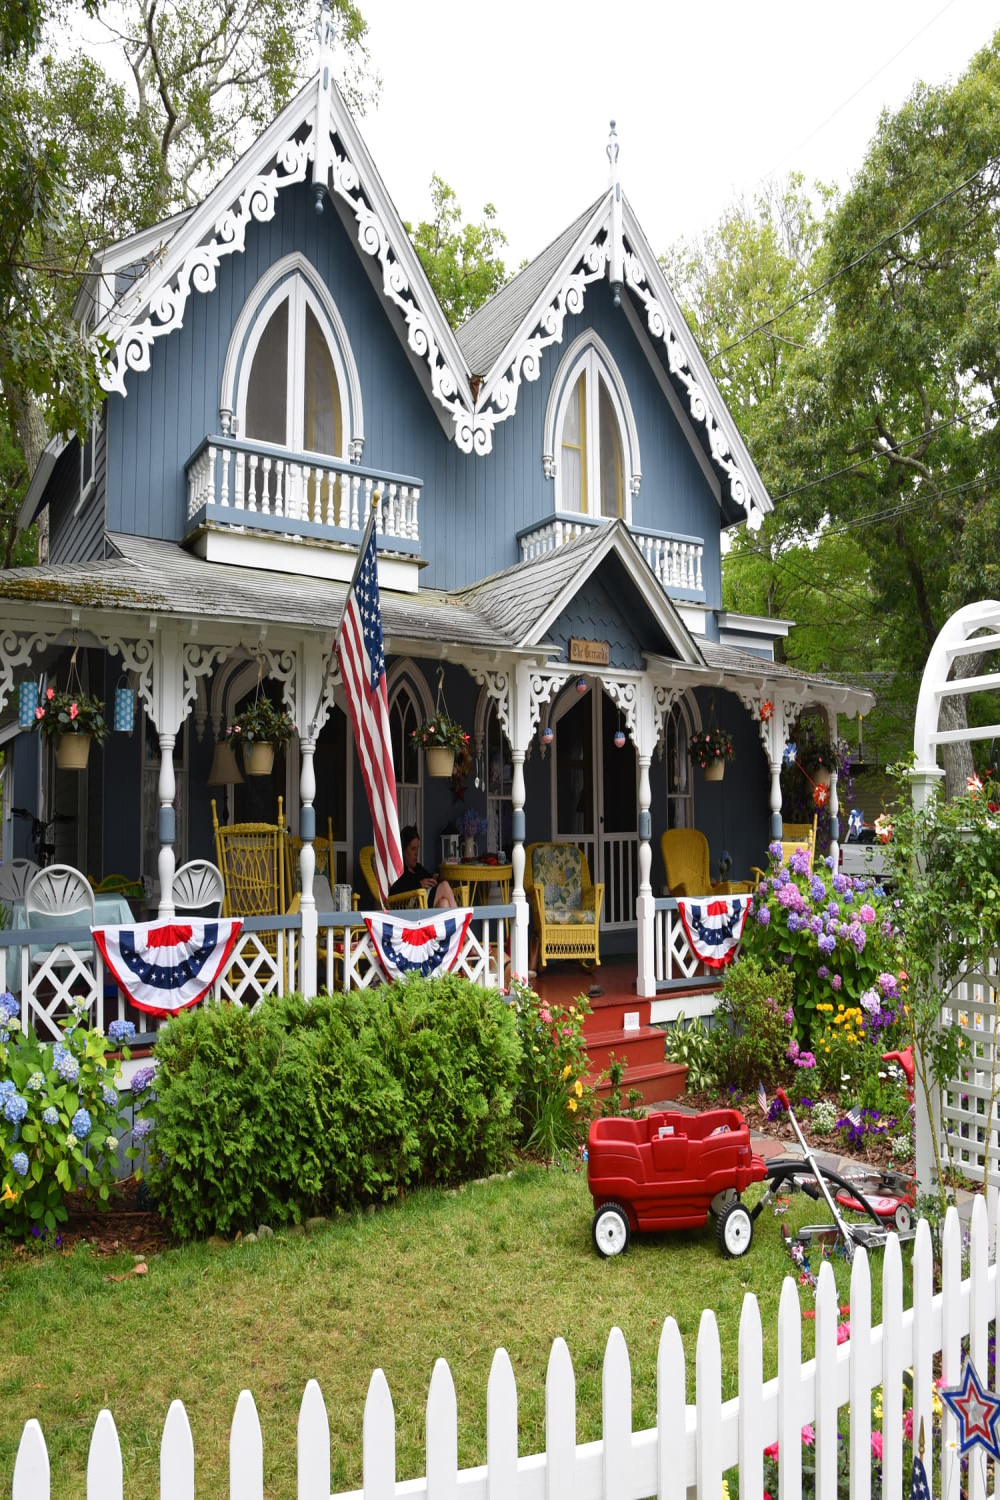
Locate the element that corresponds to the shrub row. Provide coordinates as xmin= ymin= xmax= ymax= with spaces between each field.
xmin=147 ymin=977 xmax=522 ymax=1239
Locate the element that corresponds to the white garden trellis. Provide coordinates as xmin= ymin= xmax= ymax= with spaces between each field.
xmin=912 ymin=599 xmax=1000 ymax=1191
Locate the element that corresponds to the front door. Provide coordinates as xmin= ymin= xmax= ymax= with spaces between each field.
xmin=551 ymin=687 xmax=638 ymax=930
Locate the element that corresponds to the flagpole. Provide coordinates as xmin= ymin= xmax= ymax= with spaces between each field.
xmin=308 ymin=492 xmax=380 ymax=739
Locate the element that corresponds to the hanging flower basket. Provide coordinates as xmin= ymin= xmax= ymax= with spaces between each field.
xmin=245 ymin=742 xmax=276 ymax=777
xmin=56 ymin=732 xmax=92 ymax=771
xmin=688 ymin=726 xmax=734 ymax=780
xmin=225 ymin=694 xmax=295 ymax=776
xmin=426 ymin=745 xmax=456 ymax=778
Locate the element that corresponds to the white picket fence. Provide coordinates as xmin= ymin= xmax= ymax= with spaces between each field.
xmin=11 ymin=1201 xmax=996 ymax=1500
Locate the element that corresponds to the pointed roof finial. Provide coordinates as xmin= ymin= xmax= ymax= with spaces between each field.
xmin=607 ymin=120 xmax=619 ymax=188
xmin=315 ymin=0 xmax=337 ymax=53
xmin=312 ymin=0 xmax=338 ymax=214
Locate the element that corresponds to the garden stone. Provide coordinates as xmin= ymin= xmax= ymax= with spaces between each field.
xmin=364 ymin=1204 xmax=376 ymax=1216
xmin=242 ymin=1232 xmax=258 ymax=1244
xmin=257 ymin=1224 xmax=274 ymax=1239
xmin=305 ymin=1216 xmax=328 ymax=1235
xmin=285 ymin=1223 xmax=305 ymax=1236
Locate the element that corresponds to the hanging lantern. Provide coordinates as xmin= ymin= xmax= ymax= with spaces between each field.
xmin=542 ymin=725 xmax=554 ymax=745
xmin=614 ymin=729 xmax=626 ymax=750
xmin=113 ymin=677 xmax=135 ymax=734
xmin=18 ymin=680 xmax=39 ymax=728
xmin=576 ymin=677 xmax=587 ymax=694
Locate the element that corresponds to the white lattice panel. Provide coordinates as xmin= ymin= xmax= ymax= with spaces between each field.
xmin=213 ymin=930 xmax=294 ymax=1007
xmin=653 ymin=907 xmax=703 ymax=984
xmin=940 ymin=957 xmax=1000 ymax=1183
xmin=22 ymin=944 xmax=103 ymax=1040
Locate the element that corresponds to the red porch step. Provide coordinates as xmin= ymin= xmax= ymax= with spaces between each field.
xmin=581 ymin=994 xmax=687 ymax=1106
xmin=591 ymin=1060 xmax=689 ymax=1107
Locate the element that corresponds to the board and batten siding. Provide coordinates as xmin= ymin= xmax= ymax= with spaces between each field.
xmin=104 ymin=182 xmax=730 ymax=596
xmin=47 ymin=419 xmax=108 ymax=566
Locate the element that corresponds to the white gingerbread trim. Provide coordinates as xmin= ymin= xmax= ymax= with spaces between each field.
xmin=471 ymin=669 xmax=511 ymax=747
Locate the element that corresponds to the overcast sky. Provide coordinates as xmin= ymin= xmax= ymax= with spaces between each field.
xmin=356 ymin=0 xmax=995 ymax=269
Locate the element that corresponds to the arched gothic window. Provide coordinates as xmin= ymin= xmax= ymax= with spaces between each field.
xmin=665 ymin=698 xmax=694 ymax=830
xmin=238 ymin=276 xmax=346 ymax=457
xmin=545 ymin=335 xmax=640 ymax=520
xmin=389 ymin=680 xmax=422 ymax=833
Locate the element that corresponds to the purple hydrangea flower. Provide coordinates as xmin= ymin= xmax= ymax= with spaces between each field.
xmin=768 ymin=840 xmax=784 ymax=861
xmin=810 ymin=876 xmax=827 ymax=902
xmin=794 ymin=1052 xmax=817 ymax=1068
xmin=132 ymin=1118 xmax=154 ymax=1140
xmin=832 ymin=974 xmax=843 ymax=991
xmin=879 ymin=972 xmax=898 ymax=996
xmin=790 ymin=850 xmax=811 ymax=876
xmin=832 ymin=874 xmax=849 ymax=895
xmin=787 ymin=913 xmax=801 ymax=933
xmin=860 ymin=988 xmax=880 ymax=1014
xmin=818 ymin=933 xmax=836 ymax=955
xmin=809 ymin=915 xmax=824 ymax=935
xmin=850 ymin=924 xmax=867 ymax=954
xmin=756 ymin=907 xmax=771 ymax=927
xmin=824 ymin=855 xmax=835 ymax=870
xmin=777 ymin=868 xmax=791 ymax=886
xmin=859 ymin=904 xmax=876 ymax=924
xmin=827 ymin=901 xmax=840 ymax=918
xmin=130 ymin=1065 xmax=157 ymax=1094
xmin=102 ymin=1086 xmax=119 ymax=1108
xmin=817 ymin=965 xmax=830 ymax=980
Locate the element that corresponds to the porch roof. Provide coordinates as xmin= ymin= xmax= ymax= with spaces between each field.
xmin=0 ymin=535 xmax=513 ymax=651
xmin=650 ymin=638 xmax=877 ymax=716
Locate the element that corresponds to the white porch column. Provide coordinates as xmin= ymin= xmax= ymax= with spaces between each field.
xmin=296 ymin=638 xmax=332 ymax=999
xmin=825 ymin=710 xmax=840 ymax=867
xmin=152 ymin=628 xmax=186 ymax=919
xmin=635 ymin=678 xmax=658 ymax=999
xmin=509 ymin=663 xmax=534 ymax=982
xmin=767 ymin=711 xmax=787 ymax=840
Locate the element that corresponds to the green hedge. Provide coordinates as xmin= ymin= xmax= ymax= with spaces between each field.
xmin=147 ymin=978 xmax=522 ymax=1239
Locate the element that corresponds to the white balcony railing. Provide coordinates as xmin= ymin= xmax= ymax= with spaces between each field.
xmin=186 ymin=436 xmax=421 ymax=549
xmin=518 ymin=515 xmax=703 ymax=594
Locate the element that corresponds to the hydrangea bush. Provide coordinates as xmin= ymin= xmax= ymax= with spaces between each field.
xmin=0 ymin=997 xmax=138 ymax=1240
xmin=745 ymin=844 xmax=904 ymax=1043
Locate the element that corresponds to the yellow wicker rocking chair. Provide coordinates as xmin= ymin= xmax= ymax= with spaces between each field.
xmin=523 ymin=842 xmax=603 ymax=970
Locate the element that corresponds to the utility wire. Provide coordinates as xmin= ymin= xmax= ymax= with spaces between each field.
xmin=769 ymin=397 xmax=1000 ymax=503
xmin=707 ymin=160 xmax=995 ymax=364
xmin=759 ymin=0 xmax=958 ymax=182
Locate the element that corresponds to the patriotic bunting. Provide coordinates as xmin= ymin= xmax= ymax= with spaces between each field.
xmin=365 ymin=908 xmax=473 ymax=982
xmin=674 ymin=896 xmax=750 ymax=969
xmin=93 ymin=919 xmax=243 ymax=1017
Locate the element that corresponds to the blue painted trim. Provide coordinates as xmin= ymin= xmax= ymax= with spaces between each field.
xmin=300 ymin=806 xmax=316 ymax=841
xmin=187 ymin=502 xmax=421 ymax=555
xmin=158 ymin=806 xmax=175 ymax=843
xmin=512 ymin=810 xmax=526 ymax=842
xmin=185 ymin=435 xmax=422 ymax=489
xmin=638 ymin=809 xmax=652 ymax=841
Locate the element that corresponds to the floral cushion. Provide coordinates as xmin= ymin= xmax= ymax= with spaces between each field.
xmin=532 ymin=843 xmax=584 ymax=916
xmin=544 ymin=906 xmax=596 ymax=925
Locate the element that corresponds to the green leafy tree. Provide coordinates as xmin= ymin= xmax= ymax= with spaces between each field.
xmin=406 ymin=174 xmax=508 ymax=328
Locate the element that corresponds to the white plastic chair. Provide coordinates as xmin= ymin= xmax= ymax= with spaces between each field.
xmin=24 ymin=864 xmax=96 ymax=926
xmin=0 ymin=858 xmax=39 ymax=904
xmin=172 ymin=859 xmax=225 ymax=917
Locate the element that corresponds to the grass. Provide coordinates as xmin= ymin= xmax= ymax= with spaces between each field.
xmin=0 ymin=1163 xmax=905 ymax=1500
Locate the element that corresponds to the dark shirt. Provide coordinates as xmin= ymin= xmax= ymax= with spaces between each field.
xmin=389 ymin=862 xmax=436 ymax=898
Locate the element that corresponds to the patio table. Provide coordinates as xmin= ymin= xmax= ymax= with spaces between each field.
xmin=438 ymin=860 xmax=513 ymax=907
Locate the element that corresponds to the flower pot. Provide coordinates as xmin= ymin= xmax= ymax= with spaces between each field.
xmin=703 ymin=759 xmax=725 ymax=782
xmin=813 ymin=766 xmax=832 ymax=788
xmin=425 ymin=746 xmax=455 ymax=778
xmin=461 ymin=836 xmax=479 ymax=860
xmin=56 ymin=732 xmax=92 ymax=771
xmin=245 ymin=741 xmax=275 ymax=776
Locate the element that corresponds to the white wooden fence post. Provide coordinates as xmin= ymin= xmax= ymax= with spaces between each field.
xmin=487 ymin=1348 xmax=518 ymax=1500
xmin=427 ymin=1359 xmax=458 ymax=1500
xmin=231 ymin=1389 xmax=264 ymax=1500
xmin=87 ymin=1410 xmax=122 ymax=1500
xmin=298 ymin=1379 xmax=330 ymax=1500
xmin=814 ymin=1263 xmax=838 ymax=1500
xmin=161 ymin=1399 xmax=195 ymax=1500
xmin=695 ymin=1310 xmax=722 ymax=1500
xmin=603 ymin=1327 xmax=632 ymax=1500
xmin=656 ymin=1317 xmax=687 ymax=1500
xmin=363 ymin=1369 xmax=396 ymax=1500
xmin=776 ymin=1278 xmax=802 ymax=1500
xmin=545 ymin=1337 xmax=576 ymax=1500
xmin=13 ymin=1421 xmax=49 ymax=1500
xmin=737 ymin=1293 xmax=764 ymax=1500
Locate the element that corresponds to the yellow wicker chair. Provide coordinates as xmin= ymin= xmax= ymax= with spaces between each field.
xmin=211 ymin=796 xmax=287 ymax=918
xmin=750 ymin=815 xmax=818 ymax=884
xmin=523 ymin=842 xmax=603 ymax=970
xmin=285 ymin=833 xmax=333 ymax=898
xmin=358 ymin=845 xmax=469 ymax=910
xmin=661 ymin=829 xmax=739 ymax=897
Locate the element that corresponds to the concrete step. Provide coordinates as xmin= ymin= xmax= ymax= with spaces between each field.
xmin=591 ymin=1061 xmax=689 ymax=1107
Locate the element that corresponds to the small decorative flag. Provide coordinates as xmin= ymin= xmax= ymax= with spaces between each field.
xmin=674 ymin=896 xmax=751 ymax=969
xmin=18 ymin=680 xmax=38 ymax=728
xmin=365 ymin=908 xmax=473 ymax=982
xmin=93 ymin=919 xmax=243 ymax=1016
xmin=845 ymin=1104 xmax=862 ymax=1129
xmin=939 ymin=1358 xmax=1000 ymax=1460
xmin=757 ymin=1080 xmax=767 ymax=1115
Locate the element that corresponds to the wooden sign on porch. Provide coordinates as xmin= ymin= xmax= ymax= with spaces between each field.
xmin=569 ymin=638 xmax=610 ymax=666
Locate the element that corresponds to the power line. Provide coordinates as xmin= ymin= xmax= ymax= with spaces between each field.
xmin=707 ymin=161 xmax=995 ymax=364
xmin=759 ymin=0 xmax=958 ymax=183
xmin=769 ymin=398 xmax=1000 ymax=503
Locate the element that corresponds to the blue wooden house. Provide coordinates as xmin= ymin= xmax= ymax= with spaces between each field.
xmin=0 ymin=19 xmax=872 ymax=997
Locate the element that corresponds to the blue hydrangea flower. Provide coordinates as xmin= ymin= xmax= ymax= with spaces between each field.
xmin=0 ymin=991 xmax=18 ymax=1021
xmin=57 ymin=1055 xmax=80 ymax=1084
xmin=42 ymin=1106 xmax=59 ymax=1125
xmin=768 ymin=839 xmax=784 ymax=860
xmin=0 ymin=1079 xmax=15 ymax=1102
xmin=787 ymin=913 xmax=801 ymax=933
xmin=26 ymin=1071 xmax=44 ymax=1092
xmin=108 ymin=1020 xmax=135 ymax=1043
xmin=102 ymin=1086 xmax=119 ymax=1108
xmin=130 ymin=1065 xmax=156 ymax=1094
xmin=756 ymin=907 xmax=771 ymax=927
xmin=777 ymin=868 xmax=790 ymax=886
xmin=52 ymin=1043 xmax=70 ymax=1065
xmin=11 ymin=1151 xmax=28 ymax=1177
xmin=809 ymin=876 xmax=826 ymax=902
xmin=817 ymin=933 xmax=836 ymax=955
xmin=3 ymin=1092 xmax=28 ymax=1124
xmin=132 ymin=1117 xmax=154 ymax=1140
xmin=71 ymin=1107 xmax=92 ymax=1139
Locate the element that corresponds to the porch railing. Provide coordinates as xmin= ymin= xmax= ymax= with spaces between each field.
xmin=652 ymin=896 xmax=727 ymax=995
xmin=517 ymin=515 xmax=704 ymax=595
xmin=185 ymin=436 xmax=422 ymax=550
xmin=0 ymin=905 xmax=511 ymax=1047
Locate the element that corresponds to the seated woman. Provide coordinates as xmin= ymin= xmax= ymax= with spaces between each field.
xmin=389 ymin=826 xmax=458 ymax=909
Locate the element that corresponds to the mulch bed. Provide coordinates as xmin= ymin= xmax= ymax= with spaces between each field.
xmin=682 ymin=1087 xmax=911 ymax=1174
xmin=5 ymin=1175 xmax=175 ymax=1259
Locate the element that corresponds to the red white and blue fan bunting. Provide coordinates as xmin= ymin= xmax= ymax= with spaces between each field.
xmin=93 ymin=919 xmax=243 ymax=1016
xmin=365 ymin=908 xmax=473 ymax=982
xmin=675 ymin=896 xmax=750 ymax=970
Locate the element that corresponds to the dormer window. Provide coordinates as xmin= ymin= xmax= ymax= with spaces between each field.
xmin=544 ymin=333 xmax=640 ymax=519
xmin=241 ymin=279 xmax=344 ymax=457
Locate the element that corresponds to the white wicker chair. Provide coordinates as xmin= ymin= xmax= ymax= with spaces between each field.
xmin=172 ymin=859 xmax=225 ymax=917
xmin=0 ymin=858 xmax=39 ymax=904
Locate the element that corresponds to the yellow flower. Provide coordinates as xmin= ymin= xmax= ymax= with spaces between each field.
xmin=722 ymin=1482 xmax=730 ymax=1500
xmin=567 ymin=1098 xmax=578 ymax=1113
xmin=562 ymin=1064 xmax=572 ymax=1080
xmin=574 ymin=1080 xmax=584 ymax=1098
xmin=1 ymin=1183 xmax=18 ymax=1205
xmin=873 ymin=1395 xmax=883 ymax=1420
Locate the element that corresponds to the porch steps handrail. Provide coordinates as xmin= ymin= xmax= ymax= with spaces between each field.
xmin=11 ymin=1202 xmax=986 ymax=1500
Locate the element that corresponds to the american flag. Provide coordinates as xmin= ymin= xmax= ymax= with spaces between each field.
xmin=845 ymin=1104 xmax=862 ymax=1129
xmin=757 ymin=1081 xmax=767 ymax=1114
xmin=335 ymin=506 xmax=403 ymax=905
xmin=910 ymin=1452 xmax=929 ymax=1500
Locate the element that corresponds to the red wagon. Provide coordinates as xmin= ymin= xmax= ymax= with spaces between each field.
xmin=587 ymin=1108 xmax=769 ymax=1258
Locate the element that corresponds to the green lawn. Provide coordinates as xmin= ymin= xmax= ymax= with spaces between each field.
xmin=1 ymin=1164 xmax=899 ymax=1500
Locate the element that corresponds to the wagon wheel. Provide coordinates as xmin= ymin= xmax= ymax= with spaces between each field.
xmin=716 ymin=1199 xmax=754 ymax=1258
xmin=592 ymin=1201 xmax=631 ymax=1258
xmin=764 ymin=1160 xmax=884 ymax=1227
